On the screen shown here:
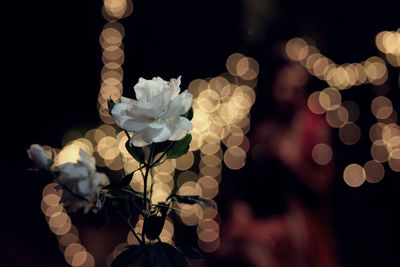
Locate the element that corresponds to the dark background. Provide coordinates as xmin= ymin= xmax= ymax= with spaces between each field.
xmin=3 ymin=0 xmax=400 ymax=266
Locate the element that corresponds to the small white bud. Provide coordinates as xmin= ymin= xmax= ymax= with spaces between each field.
xmin=27 ymin=144 xmax=51 ymax=170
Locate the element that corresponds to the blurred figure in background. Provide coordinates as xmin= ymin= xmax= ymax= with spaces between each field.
xmin=215 ymin=52 xmax=338 ymax=267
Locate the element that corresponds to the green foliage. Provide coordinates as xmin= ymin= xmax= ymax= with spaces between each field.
xmin=125 ymin=140 xmax=145 ymax=164
xmin=182 ymin=107 xmax=194 ymax=121
xmin=168 ymin=194 xmax=213 ymax=207
xmin=166 ymin=134 xmax=192 ymax=159
xmin=158 ymin=243 xmax=189 ymax=267
xmin=111 ymin=245 xmax=145 ymax=267
xmin=119 ymin=172 xmax=134 ymax=187
xmin=143 ymin=205 xmax=169 ymax=240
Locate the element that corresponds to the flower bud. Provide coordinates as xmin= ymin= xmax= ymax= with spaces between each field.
xmin=27 ymin=144 xmax=51 ymax=171
xmin=143 ymin=204 xmax=169 ymax=240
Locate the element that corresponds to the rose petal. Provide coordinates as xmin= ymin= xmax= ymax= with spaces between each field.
xmin=167 ymin=117 xmax=192 ymax=141
xmin=79 ymin=149 xmax=96 ymax=173
xmin=134 ymin=78 xmax=150 ymax=102
xmin=163 ymin=90 xmax=193 ymax=118
xmin=148 ymin=119 xmax=167 ymax=129
xmin=112 ymin=102 xmax=152 ymax=131
xmin=131 ymin=126 xmax=172 ymax=147
xmin=168 ymin=76 xmax=181 ymax=99
xmin=57 ymin=163 xmax=90 ymax=179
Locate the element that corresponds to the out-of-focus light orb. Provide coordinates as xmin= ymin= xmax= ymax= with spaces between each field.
xmin=237 ymin=57 xmax=259 ymax=80
xmin=343 ymin=163 xmax=366 ymax=187
xmin=100 ymin=27 xmax=123 ymax=48
xmin=71 ymin=250 xmax=88 ymax=267
xmin=307 ymin=91 xmax=326 ymax=115
xmin=200 ymin=143 xmax=221 ymax=155
xmin=178 ymin=181 xmax=202 ymax=196
xmin=223 ymin=146 xmax=246 ymax=170
xmin=64 ymin=243 xmax=86 ymax=266
xmin=311 ymin=143 xmax=333 ymax=165
xmin=188 ymin=79 xmax=208 ymax=98
xmin=154 ymin=159 xmax=175 ymax=175
xmin=198 ymin=176 xmax=219 ymax=199
xmin=58 ymin=232 xmax=80 ymax=251
xmin=325 ymin=105 xmax=349 ymax=128
xmin=151 ymin=182 xmax=172 ymax=203
xmin=285 ymin=38 xmax=309 ymax=61
xmin=103 ymin=0 xmax=133 ymax=19
xmin=48 ymin=211 xmax=69 ymax=228
xmin=179 ymin=204 xmax=203 ymax=226
xmin=364 ymin=160 xmax=385 ymax=183
xmin=382 ymin=123 xmax=400 ymax=142
xmin=200 ymin=165 xmax=221 ymax=180
xmin=369 ymin=122 xmax=385 ymax=142
xmin=97 ymin=136 xmax=119 ymax=160
xmin=201 ymin=154 xmax=222 ymax=167
xmin=42 ymin=183 xmax=61 ymax=198
xmin=389 ymin=149 xmax=400 ymax=172
xmin=371 ymin=96 xmax=393 ymax=119
xmin=371 ymin=140 xmax=390 ymax=162
xmin=174 ymin=151 xmax=194 ymax=170
xmin=319 ymin=87 xmax=341 ymax=111
xmin=226 ymin=53 xmax=246 ymax=76
xmin=364 ymin=57 xmax=387 ymax=85
xmin=339 ymin=123 xmax=361 ymax=145
xmin=197 ymin=89 xmax=220 ymax=113
xmin=159 ymin=219 xmax=174 ymax=243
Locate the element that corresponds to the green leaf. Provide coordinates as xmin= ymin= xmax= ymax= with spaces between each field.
xmin=125 ymin=139 xmax=145 ymax=164
xmin=182 ymin=107 xmax=194 ymax=121
xmin=111 ymin=245 xmax=145 ymax=267
xmin=107 ymin=188 xmax=148 ymax=204
xmin=143 ymin=205 xmax=169 ymax=240
xmin=119 ymin=172 xmax=134 ymax=187
xmin=160 ymin=243 xmax=190 ymax=267
xmin=166 ymin=134 xmax=192 ymax=159
xmin=178 ymin=246 xmax=203 ymax=260
xmin=148 ymin=243 xmax=171 ymax=267
xmin=107 ymin=189 xmax=131 ymax=199
xmin=168 ymin=194 xmax=213 ymax=207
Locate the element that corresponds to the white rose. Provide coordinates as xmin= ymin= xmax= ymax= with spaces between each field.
xmin=57 ymin=149 xmax=109 ymax=198
xmin=111 ymin=76 xmax=193 ymax=147
xmin=27 ymin=144 xmax=51 ymax=170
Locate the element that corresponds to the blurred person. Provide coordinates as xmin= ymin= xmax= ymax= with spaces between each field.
xmin=215 ymin=55 xmax=338 ymax=267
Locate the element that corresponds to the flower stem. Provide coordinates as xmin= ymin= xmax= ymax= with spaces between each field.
xmin=117 ymin=211 xmax=143 ymax=245
xmin=150 ymin=142 xmax=174 ymax=167
xmin=149 ymin=167 xmax=155 ymax=205
xmin=143 ymin=144 xmax=155 ymax=210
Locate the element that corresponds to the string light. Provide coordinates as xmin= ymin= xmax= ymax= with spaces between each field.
xmin=286 ymin=32 xmax=399 ymax=187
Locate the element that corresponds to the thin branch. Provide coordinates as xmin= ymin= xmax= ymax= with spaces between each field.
xmin=117 ymin=211 xmax=143 ymax=245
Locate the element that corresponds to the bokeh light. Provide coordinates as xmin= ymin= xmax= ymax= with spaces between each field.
xmin=311 ymin=143 xmax=333 ymax=165
xmin=343 ymin=164 xmax=366 ymax=187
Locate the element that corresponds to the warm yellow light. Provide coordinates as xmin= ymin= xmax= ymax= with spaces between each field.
xmin=343 ymin=164 xmax=366 ymax=187
xmin=285 ymin=38 xmax=309 ymax=61
xmin=311 ymin=143 xmax=333 ymax=165
xmin=364 ymin=160 xmax=385 ymax=183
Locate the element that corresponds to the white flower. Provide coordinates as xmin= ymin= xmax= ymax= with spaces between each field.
xmin=111 ymin=76 xmax=193 ymax=147
xmin=56 ymin=149 xmax=109 ymax=211
xmin=27 ymin=144 xmax=52 ymax=170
